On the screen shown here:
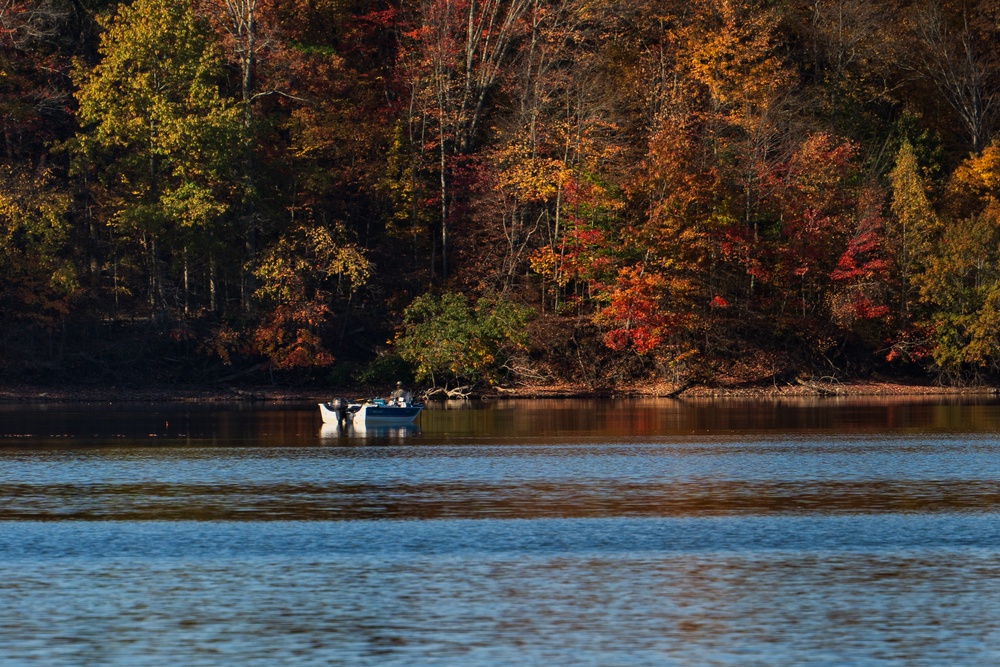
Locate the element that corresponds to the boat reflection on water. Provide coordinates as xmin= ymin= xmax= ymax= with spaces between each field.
xmin=320 ymin=421 xmax=419 ymax=441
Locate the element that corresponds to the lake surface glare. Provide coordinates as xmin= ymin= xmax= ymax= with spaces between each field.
xmin=1 ymin=398 xmax=999 ymax=666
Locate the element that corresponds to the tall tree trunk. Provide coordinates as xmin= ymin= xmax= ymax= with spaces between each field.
xmin=439 ymin=121 xmax=448 ymax=280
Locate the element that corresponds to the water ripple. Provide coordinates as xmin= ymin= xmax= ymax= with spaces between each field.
xmin=1 ymin=479 xmax=999 ymax=520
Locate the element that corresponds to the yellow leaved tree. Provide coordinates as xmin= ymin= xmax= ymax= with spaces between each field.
xmin=0 ymin=166 xmax=76 ymax=327
xmin=916 ymin=142 xmax=1000 ymax=380
xmin=71 ymin=0 xmax=244 ymax=315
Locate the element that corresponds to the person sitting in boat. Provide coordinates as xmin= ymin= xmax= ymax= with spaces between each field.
xmin=390 ymin=381 xmax=412 ymax=406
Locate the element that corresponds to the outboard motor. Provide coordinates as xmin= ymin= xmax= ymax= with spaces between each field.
xmin=329 ymin=397 xmax=349 ymax=424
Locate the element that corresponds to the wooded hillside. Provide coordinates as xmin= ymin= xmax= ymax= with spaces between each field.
xmin=3 ymin=0 xmax=1000 ymax=391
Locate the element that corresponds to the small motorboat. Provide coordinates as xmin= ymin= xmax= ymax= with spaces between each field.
xmin=319 ymin=398 xmax=423 ymax=427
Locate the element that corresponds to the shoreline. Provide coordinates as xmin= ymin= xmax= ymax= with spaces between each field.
xmin=0 ymin=379 xmax=996 ymax=403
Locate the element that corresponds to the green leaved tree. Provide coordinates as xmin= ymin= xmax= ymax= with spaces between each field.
xmin=395 ymin=292 xmax=533 ymax=387
xmin=71 ymin=0 xmax=244 ymax=316
xmin=888 ymin=140 xmax=939 ymax=338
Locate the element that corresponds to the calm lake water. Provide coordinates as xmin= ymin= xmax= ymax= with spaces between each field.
xmin=1 ymin=397 xmax=1000 ymax=666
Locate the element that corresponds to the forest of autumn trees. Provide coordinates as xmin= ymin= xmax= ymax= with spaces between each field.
xmin=3 ymin=0 xmax=1000 ymax=390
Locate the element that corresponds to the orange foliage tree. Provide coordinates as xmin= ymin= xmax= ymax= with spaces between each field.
xmin=252 ymin=224 xmax=370 ymax=369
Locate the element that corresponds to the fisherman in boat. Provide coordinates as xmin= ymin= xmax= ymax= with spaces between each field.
xmin=390 ymin=381 xmax=412 ymax=406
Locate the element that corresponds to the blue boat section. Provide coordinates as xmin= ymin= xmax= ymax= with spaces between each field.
xmin=362 ymin=406 xmax=423 ymax=422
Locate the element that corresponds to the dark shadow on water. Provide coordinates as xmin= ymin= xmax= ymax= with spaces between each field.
xmin=2 ymin=396 xmax=1000 ymax=445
